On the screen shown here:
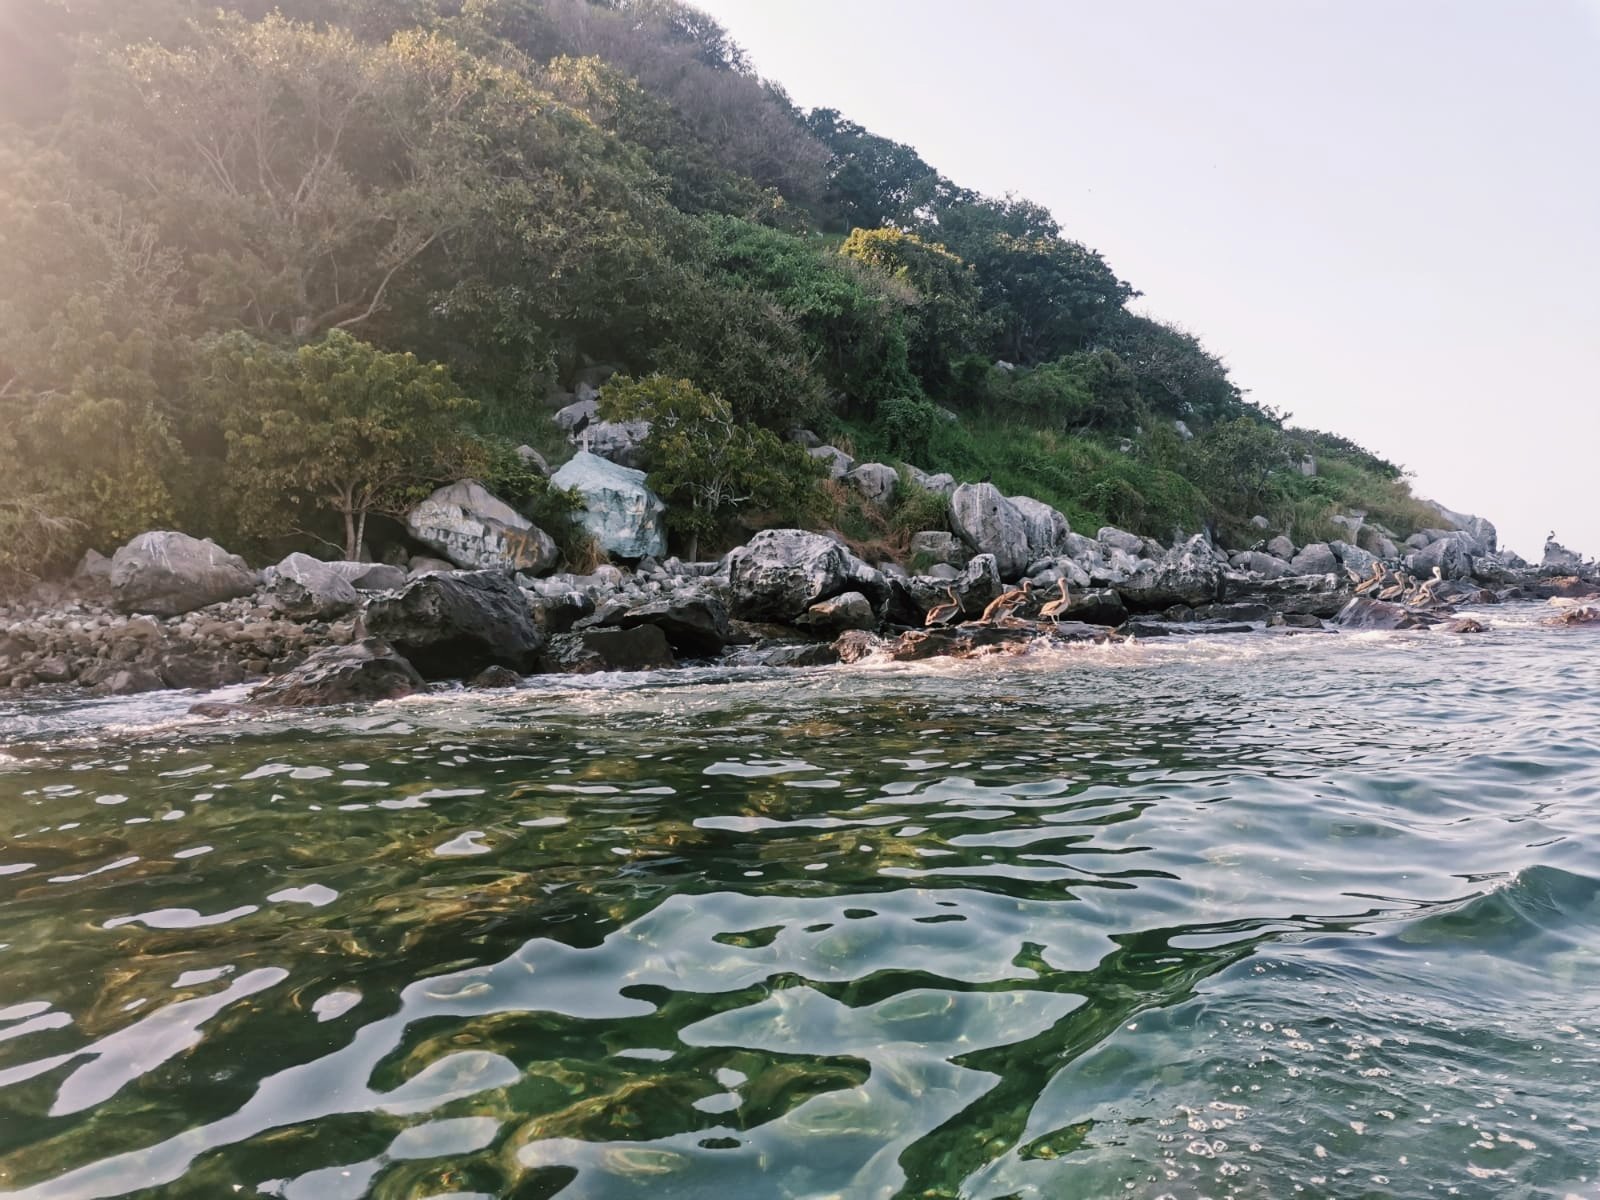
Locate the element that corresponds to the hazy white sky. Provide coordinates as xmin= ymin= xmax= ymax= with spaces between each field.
xmin=696 ymin=0 xmax=1599 ymax=559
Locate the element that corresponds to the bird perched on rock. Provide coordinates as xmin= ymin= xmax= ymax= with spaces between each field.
xmin=923 ymin=586 xmax=962 ymax=627
xmin=980 ymin=580 xmax=1032 ymax=624
xmin=1037 ymin=578 xmax=1072 ymax=624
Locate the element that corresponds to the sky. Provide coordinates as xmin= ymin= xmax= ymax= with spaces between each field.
xmin=695 ymin=0 xmax=1600 ymax=559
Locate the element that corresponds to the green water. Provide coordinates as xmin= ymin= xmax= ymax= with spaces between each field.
xmin=1 ymin=608 xmax=1598 ymax=1198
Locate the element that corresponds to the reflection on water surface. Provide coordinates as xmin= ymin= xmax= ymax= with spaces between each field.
xmin=1 ymin=609 xmax=1598 ymax=1198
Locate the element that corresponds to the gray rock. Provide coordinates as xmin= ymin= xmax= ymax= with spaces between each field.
xmin=788 ymin=429 xmax=823 ymax=449
xmin=1405 ymin=533 xmax=1476 ymax=580
xmin=1064 ymin=531 xmax=1103 ymax=563
xmin=1425 ymin=501 xmax=1497 ymax=553
xmin=1248 ymin=515 xmax=1271 ymax=531
xmin=406 ymin=479 xmax=558 ymax=574
xmin=1360 ymin=527 xmax=1400 ymax=559
xmin=808 ymin=445 xmax=855 ymax=480
xmin=618 ymin=594 xmax=729 ymax=656
xmin=1116 ymin=535 xmax=1228 ymax=611
xmin=909 ymin=530 xmax=967 ymax=568
xmin=554 ymin=397 xmax=598 ymax=433
xmin=1330 ymin=541 xmax=1377 ymax=576
xmin=75 ymin=549 xmax=113 ymax=581
xmin=515 ymin=445 xmax=550 ymax=476
xmin=796 ymin=590 xmax=878 ymax=635
xmin=468 ymin=665 xmax=523 ymax=689
xmin=557 ymin=625 xmax=675 ymax=673
xmin=1097 ymin=526 xmax=1146 ymax=555
xmin=1061 ymin=587 xmax=1128 ymax=626
xmin=1329 ymin=512 xmax=1365 ymax=543
xmin=579 ymin=418 xmax=651 ymax=469
xmin=1225 ymin=572 xmax=1351 ymax=617
xmin=726 ymin=529 xmax=888 ymax=623
xmin=346 ymin=563 xmax=408 ymax=591
xmin=1290 ymin=542 xmax=1339 ymax=575
xmin=365 ymin=570 xmax=544 ymax=680
xmin=1010 ymin=496 xmax=1070 ymax=560
xmin=1230 ymin=551 xmax=1294 ymax=580
xmin=888 ymin=553 xmax=1003 ymax=625
xmin=1542 ymin=537 xmax=1584 ymax=570
xmin=1335 ymin=597 xmax=1439 ymax=631
xmin=272 ymin=553 xmax=360 ymax=619
xmin=844 ymin=462 xmax=899 ymax=506
xmin=249 ymin=639 xmax=424 ymax=707
xmin=111 ymin=531 xmax=258 ymax=617
xmin=1173 ymin=419 xmax=1194 ymax=441
xmin=1405 ymin=532 xmax=1434 ymax=551
xmin=950 ymin=483 xmax=1031 ymax=579
xmin=904 ymin=465 xmax=956 ymax=496
xmin=550 ymin=451 xmax=667 ymax=560
xmin=1265 ymin=535 xmax=1296 ymax=561
xmin=407 ymin=556 xmax=458 ymax=577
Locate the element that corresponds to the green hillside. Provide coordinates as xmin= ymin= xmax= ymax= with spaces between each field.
xmin=0 ymin=0 xmax=1442 ymax=577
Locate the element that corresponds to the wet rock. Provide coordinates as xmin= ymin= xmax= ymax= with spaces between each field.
xmin=732 ymin=642 xmax=841 ymax=668
xmin=950 ymin=483 xmax=1031 ymax=579
xmin=885 ymin=620 xmax=1107 ymax=662
xmin=468 ymin=665 xmax=523 ymax=688
xmin=1277 ymin=612 xmax=1324 ymax=629
xmin=92 ymin=665 xmax=166 ymax=696
xmin=249 ymin=639 xmax=424 ymax=707
xmin=796 ymin=590 xmax=877 ymax=635
xmin=272 ymin=553 xmax=360 ymax=620
xmin=1225 ymin=573 xmax=1351 ymax=617
xmin=1059 ymin=588 xmax=1128 ymax=627
xmin=365 ymin=571 xmax=544 ymax=679
xmin=561 ymin=625 xmax=676 ymax=672
xmin=158 ymin=648 xmax=246 ymax=690
xmin=1334 ymin=597 xmax=1439 ymax=630
xmin=727 ymin=529 xmax=888 ymax=623
xmin=1441 ymin=617 xmax=1487 ymax=633
xmin=844 ymin=462 xmax=899 ymax=506
xmin=111 ymin=531 xmax=258 ymax=617
xmin=405 ymin=479 xmax=558 ymax=574
xmin=1194 ymin=602 xmax=1272 ymax=623
xmin=550 ymin=451 xmax=667 ymax=560
xmin=618 ymin=594 xmax=729 ymax=656
xmin=1545 ymin=604 xmax=1600 ymax=627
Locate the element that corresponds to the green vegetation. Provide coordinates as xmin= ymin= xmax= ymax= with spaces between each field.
xmin=0 ymin=0 xmax=1440 ymax=581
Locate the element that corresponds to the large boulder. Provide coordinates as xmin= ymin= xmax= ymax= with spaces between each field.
xmin=249 ymin=639 xmax=424 ymax=707
xmin=796 ymin=591 xmax=877 ymax=635
xmin=1425 ymin=501 xmax=1497 ymax=554
xmin=550 ymin=625 xmax=675 ymax=673
xmin=580 ymin=419 xmax=651 ymax=469
xmin=1225 ymin=572 xmax=1351 ymax=617
xmin=1010 ymin=496 xmax=1070 ymax=561
xmin=1405 ymin=533 xmax=1476 ymax=580
xmin=726 ymin=529 xmax=888 ymax=623
xmin=1335 ymin=597 xmax=1439 ymax=631
xmin=272 ymin=553 xmax=360 ymax=619
xmin=890 ymin=553 xmax=1003 ymax=624
xmin=406 ymin=479 xmax=558 ymax=574
xmin=1115 ymin=535 xmax=1227 ymax=611
xmin=1265 ymin=535 xmax=1296 ymax=561
xmin=949 ymin=483 xmax=1031 ymax=579
xmin=617 ymin=593 xmax=729 ymax=656
xmin=364 ymin=571 xmax=544 ymax=679
xmin=844 ymin=462 xmax=899 ymax=507
xmin=1290 ymin=542 xmax=1339 ymax=576
xmin=553 ymin=397 xmax=598 ymax=433
xmin=1329 ymin=541 xmax=1378 ymax=576
xmin=110 ymin=531 xmax=258 ymax=617
xmin=1543 ymin=537 xmax=1584 ymax=571
xmin=550 ymin=451 xmax=667 ymax=560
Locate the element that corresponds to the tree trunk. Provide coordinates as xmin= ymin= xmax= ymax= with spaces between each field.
xmin=354 ymin=508 xmax=368 ymax=562
xmin=342 ymin=507 xmax=358 ymax=562
xmin=687 ymin=532 xmax=699 ymax=563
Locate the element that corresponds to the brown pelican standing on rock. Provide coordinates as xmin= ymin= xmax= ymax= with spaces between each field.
xmin=1409 ymin=566 xmax=1445 ymax=607
xmin=980 ymin=580 xmax=1033 ymax=624
xmin=1354 ymin=563 xmax=1386 ymax=596
xmin=923 ymin=586 xmax=962 ymax=627
xmin=1037 ymin=578 xmax=1072 ymax=625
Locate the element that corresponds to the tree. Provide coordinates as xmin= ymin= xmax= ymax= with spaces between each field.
xmin=201 ymin=331 xmax=476 ymax=559
xmin=599 ymin=374 xmax=822 ymax=559
xmin=839 ymin=227 xmax=983 ymax=395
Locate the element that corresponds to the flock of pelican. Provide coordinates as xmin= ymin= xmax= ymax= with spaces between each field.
xmin=924 ymin=579 xmax=1075 ymax=628
xmin=1348 ymin=562 xmax=1446 ymax=607
xmin=920 ymin=562 xmax=1453 ymax=631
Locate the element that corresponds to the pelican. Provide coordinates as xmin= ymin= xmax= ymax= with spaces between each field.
xmin=1413 ymin=566 xmax=1445 ymax=607
xmin=1037 ymin=578 xmax=1072 ymax=624
xmin=1354 ymin=562 xmax=1386 ymax=596
xmin=923 ymin=586 xmax=962 ymax=627
xmin=979 ymin=580 xmax=1032 ymax=624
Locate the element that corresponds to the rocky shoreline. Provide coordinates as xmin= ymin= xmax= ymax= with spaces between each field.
xmin=4 ymin=479 xmax=1596 ymax=710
